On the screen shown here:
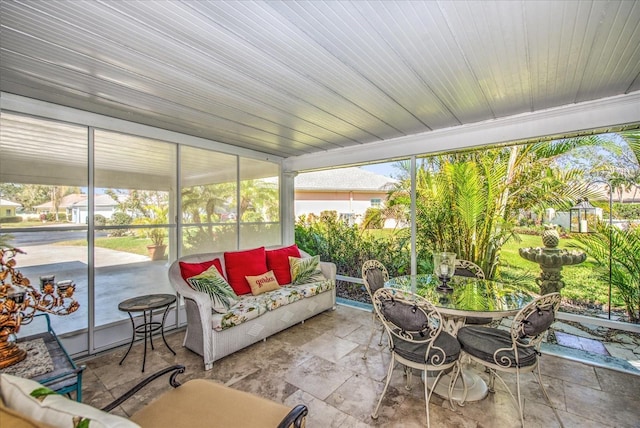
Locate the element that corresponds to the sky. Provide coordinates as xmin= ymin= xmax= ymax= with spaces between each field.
xmin=359 ymin=162 xmax=398 ymax=178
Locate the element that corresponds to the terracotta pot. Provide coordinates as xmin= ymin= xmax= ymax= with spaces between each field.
xmin=147 ymin=245 xmax=167 ymax=261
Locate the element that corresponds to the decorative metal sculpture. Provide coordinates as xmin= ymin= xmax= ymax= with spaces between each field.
xmin=518 ymin=225 xmax=587 ymax=294
xmin=0 ymin=248 xmax=79 ymax=368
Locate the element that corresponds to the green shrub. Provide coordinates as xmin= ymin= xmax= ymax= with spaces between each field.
xmin=614 ymin=203 xmax=640 ymax=220
xmin=108 ymin=212 xmax=132 ymax=236
xmin=295 ymin=211 xmax=411 ymax=279
xmin=44 ymin=212 xmax=67 ymax=222
xmin=0 ymin=216 xmax=22 ymax=223
xmin=94 ymin=214 xmax=106 ymax=226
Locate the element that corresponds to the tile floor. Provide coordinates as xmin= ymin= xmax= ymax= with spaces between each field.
xmin=79 ymin=305 xmax=640 ymax=427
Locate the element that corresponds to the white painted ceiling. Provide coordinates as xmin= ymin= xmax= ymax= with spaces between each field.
xmin=1 ymin=0 xmax=639 ymax=161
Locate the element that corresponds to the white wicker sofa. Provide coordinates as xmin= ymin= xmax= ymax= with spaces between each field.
xmin=168 ymin=246 xmax=336 ymax=370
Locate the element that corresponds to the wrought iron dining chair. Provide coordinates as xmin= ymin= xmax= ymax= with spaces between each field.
xmin=455 ymin=259 xmax=486 ymax=280
xmin=456 ymin=292 xmax=563 ymax=427
xmin=455 ymin=259 xmax=492 ymax=326
xmin=371 ymin=287 xmax=461 ymax=427
xmin=361 ymin=260 xmax=389 ymax=360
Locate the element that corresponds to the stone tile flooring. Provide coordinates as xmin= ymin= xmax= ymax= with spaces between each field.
xmin=554 ymin=331 xmax=609 ymax=355
xmin=80 ymin=305 xmax=640 ymax=427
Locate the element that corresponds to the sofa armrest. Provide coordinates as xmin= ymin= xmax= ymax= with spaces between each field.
xmin=319 ymin=260 xmax=337 ymax=281
xmin=299 ymin=249 xmax=336 ymax=281
xmin=168 ymin=258 xmax=216 ymax=333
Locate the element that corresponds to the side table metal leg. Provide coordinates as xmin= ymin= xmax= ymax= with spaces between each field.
xmin=161 ymin=304 xmax=176 ymax=355
xmin=119 ymin=312 xmax=136 ymax=366
xmin=142 ymin=310 xmax=149 ymax=372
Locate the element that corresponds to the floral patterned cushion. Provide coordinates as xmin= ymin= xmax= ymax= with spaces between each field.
xmin=294 ymin=278 xmax=335 ymax=298
xmin=213 ymin=278 xmax=335 ymax=331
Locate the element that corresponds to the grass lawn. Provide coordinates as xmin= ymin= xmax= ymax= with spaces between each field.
xmin=367 ymin=229 xmax=617 ymax=309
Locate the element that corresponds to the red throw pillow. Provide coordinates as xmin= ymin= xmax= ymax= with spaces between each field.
xmin=179 ymin=259 xmax=224 ymax=283
xmin=224 ymin=247 xmax=268 ymax=295
xmin=266 ymin=244 xmax=301 ymax=285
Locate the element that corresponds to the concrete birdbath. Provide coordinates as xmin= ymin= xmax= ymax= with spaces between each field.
xmin=518 ymin=225 xmax=587 ymax=295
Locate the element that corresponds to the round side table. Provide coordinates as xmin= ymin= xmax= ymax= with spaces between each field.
xmin=118 ymin=293 xmax=176 ymax=372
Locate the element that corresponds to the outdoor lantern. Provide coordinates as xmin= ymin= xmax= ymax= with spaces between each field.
xmin=569 ymin=198 xmax=602 ymax=233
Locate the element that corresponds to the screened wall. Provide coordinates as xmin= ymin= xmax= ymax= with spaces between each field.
xmin=0 ymin=111 xmax=281 ymax=355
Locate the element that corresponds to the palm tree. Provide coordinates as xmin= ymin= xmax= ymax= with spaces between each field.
xmin=619 ymin=129 xmax=640 ymax=165
xmin=387 ymin=139 xmax=598 ymax=278
xmin=571 ymin=222 xmax=640 ymax=323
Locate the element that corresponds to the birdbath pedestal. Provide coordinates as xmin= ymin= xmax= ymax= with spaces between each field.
xmin=518 ymin=226 xmax=587 ymax=295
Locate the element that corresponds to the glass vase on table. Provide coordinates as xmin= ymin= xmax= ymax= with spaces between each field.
xmin=433 ymin=252 xmax=456 ymax=292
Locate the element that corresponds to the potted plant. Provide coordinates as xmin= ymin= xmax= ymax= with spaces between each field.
xmin=146 ymin=227 xmax=167 ymax=261
xmin=134 ymin=205 xmax=168 ymax=261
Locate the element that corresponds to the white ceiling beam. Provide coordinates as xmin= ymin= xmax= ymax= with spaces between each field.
xmin=284 ymin=91 xmax=640 ymax=172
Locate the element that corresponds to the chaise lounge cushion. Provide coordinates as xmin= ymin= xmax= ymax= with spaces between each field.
xmin=224 ymin=247 xmax=268 ymax=295
xmin=130 ymin=379 xmax=297 ymax=428
xmin=0 ymin=400 xmax=57 ymax=428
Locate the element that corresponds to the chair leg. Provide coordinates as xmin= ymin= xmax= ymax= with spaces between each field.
xmin=423 ymin=367 xmax=446 ymax=428
xmin=377 ymin=326 xmax=385 ymax=346
xmin=362 ymin=312 xmax=377 ymax=360
xmin=405 ymin=366 xmax=413 ymax=390
xmin=371 ymin=355 xmax=395 ymax=420
xmin=449 ymin=362 xmax=465 ymax=408
xmin=487 ymin=369 xmax=496 ymax=393
xmin=424 ymin=372 xmax=431 ymax=428
xmin=533 ymin=363 xmax=565 ymax=428
xmin=515 ymin=367 xmax=525 ymax=427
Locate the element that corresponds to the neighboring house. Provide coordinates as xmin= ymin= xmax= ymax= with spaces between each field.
xmin=34 ymin=193 xmax=87 ymax=217
xmin=295 ymin=167 xmax=397 ymax=226
xmin=70 ymin=194 xmax=121 ymax=224
xmin=34 ymin=193 xmax=121 ymax=223
xmin=0 ymin=198 xmax=21 ymax=218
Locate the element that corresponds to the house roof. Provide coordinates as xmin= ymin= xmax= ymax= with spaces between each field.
xmin=0 ymin=198 xmax=21 ymax=207
xmin=1 ymin=0 xmax=638 ymax=169
xmin=295 ymin=167 xmax=396 ymax=192
xmin=71 ymin=194 xmax=122 ymax=208
xmin=33 ymin=193 xmax=121 ymax=209
xmin=34 ymin=194 xmax=87 ymax=209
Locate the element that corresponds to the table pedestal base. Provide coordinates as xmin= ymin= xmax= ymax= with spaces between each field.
xmin=425 ymin=368 xmax=488 ymax=402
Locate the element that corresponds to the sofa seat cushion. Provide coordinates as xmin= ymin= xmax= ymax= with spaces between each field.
xmin=215 ymin=287 xmax=303 ymax=330
xmin=294 ymin=277 xmax=335 ymax=297
xmin=212 ymin=278 xmax=335 ymax=331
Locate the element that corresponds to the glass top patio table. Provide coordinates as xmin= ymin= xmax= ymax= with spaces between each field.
xmin=384 ymin=274 xmax=534 ymax=320
xmin=384 ymin=274 xmax=534 ymax=402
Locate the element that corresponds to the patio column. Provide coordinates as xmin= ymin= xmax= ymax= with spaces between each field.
xmin=281 ymin=170 xmax=297 ymax=245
